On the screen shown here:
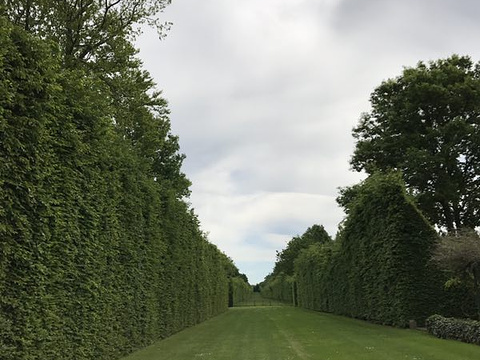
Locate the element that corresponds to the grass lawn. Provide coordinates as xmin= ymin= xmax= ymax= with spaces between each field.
xmin=121 ymin=306 xmax=480 ymax=360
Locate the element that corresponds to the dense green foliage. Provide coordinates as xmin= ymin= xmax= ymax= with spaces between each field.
xmin=0 ymin=13 xmax=245 ymax=360
xmin=261 ymin=56 xmax=480 ymax=329
xmin=229 ymin=277 xmax=252 ymax=307
xmin=427 ymin=314 xmax=480 ymax=345
xmin=350 ymin=55 xmax=480 ymax=231
xmin=295 ymin=173 xmax=440 ymax=326
xmin=274 ymin=224 xmax=331 ymax=276
xmin=260 ymin=225 xmax=331 ymax=304
xmin=259 ymin=272 xmax=295 ymax=305
xmin=122 ymin=306 xmax=480 ymax=360
xmin=4 ymin=0 xmax=172 ymax=68
xmin=230 ymin=291 xmax=288 ymax=307
xmin=432 ymin=229 xmax=480 ymax=317
xmin=293 ymin=241 xmax=336 ymax=311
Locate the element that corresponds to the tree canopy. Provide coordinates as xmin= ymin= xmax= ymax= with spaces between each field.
xmin=3 ymin=0 xmax=190 ymax=198
xmin=274 ymin=224 xmax=332 ymax=276
xmin=4 ymin=0 xmax=171 ymax=66
xmin=350 ymin=55 xmax=480 ymax=231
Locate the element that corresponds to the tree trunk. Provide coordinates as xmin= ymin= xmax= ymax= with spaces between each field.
xmin=440 ymin=200 xmax=455 ymax=232
xmin=452 ymin=201 xmax=463 ymax=231
xmin=24 ymin=0 xmax=33 ymax=31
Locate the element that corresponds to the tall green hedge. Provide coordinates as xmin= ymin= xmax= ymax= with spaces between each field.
xmin=229 ymin=277 xmax=252 ymax=306
xmin=260 ymin=273 xmax=295 ymax=305
xmin=295 ymin=173 xmax=440 ymax=326
xmin=0 ymin=18 xmax=236 ymax=360
xmin=294 ymin=242 xmax=336 ymax=311
xmin=260 ymin=225 xmax=332 ymax=305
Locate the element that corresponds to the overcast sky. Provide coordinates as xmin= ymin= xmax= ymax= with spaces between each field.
xmin=136 ymin=0 xmax=480 ymax=284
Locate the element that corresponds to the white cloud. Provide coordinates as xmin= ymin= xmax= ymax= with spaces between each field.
xmin=137 ymin=0 xmax=480 ymax=284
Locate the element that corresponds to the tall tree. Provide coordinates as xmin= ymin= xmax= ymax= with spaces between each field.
xmin=350 ymin=55 xmax=480 ymax=231
xmin=4 ymin=0 xmax=171 ymax=66
xmin=274 ymin=225 xmax=331 ymax=276
xmin=3 ymin=0 xmax=189 ymax=197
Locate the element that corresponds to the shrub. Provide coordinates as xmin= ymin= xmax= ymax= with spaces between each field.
xmin=0 ymin=18 xmax=235 ymax=360
xmin=426 ymin=314 xmax=480 ymax=345
xmin=295 ymin=173 xmax=439 ymax=327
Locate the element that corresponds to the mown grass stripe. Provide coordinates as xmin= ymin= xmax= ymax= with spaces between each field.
xmin=122 ymin=306 xmax=480 ymax=360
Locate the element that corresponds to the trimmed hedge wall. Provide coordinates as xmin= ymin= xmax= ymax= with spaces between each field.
xmin=260 ymin=273 xmax=295 ymax=305
xmin=294 ymin=242 xmax=336 ymax=311
xmin=261 ymin=225 xmax=332 ymax=306
xmin=295 ymin=173 xmax=440 ymax=326
xmin=426 ymin=315 xmax=480 ymax=345
xmin=230 ymin=277 xmax=252 ymax=306
xmin=0 ymin=19 xmax=236 ymax=360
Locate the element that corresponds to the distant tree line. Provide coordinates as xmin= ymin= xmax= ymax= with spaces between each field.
xmin=261 ymin=56 xmax=480 ymax=327
xmin=0 ymin=2 xmax=249 ymax=360
xmin=259 ymin=225 xmax=331 ymax=305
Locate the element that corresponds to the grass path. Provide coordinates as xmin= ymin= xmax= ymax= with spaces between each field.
xmin=122 ymin=306 xmax=480 ymax=360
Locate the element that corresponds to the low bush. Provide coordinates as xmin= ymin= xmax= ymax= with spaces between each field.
xmin=426 ymin=314 xmax=480 ymax=345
